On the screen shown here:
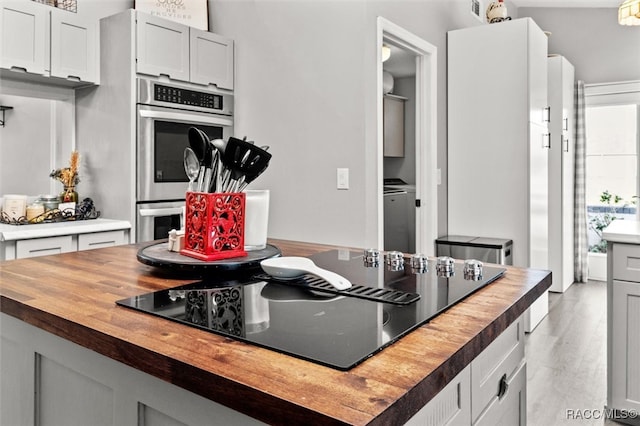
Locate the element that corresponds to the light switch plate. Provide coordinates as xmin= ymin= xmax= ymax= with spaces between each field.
xmin=337 ymin=168 xmax=349 ymax=190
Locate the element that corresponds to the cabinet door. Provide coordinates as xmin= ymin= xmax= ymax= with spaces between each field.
xmin=611 ymin=279 xmax=640 ymax=412
xmin=50 ymin=9 xmax=97 ymax=83
xmin=16 ymin=236 xmax=74 ymax=259
xmin=473 ymin=362 xmax=526 ymax=426
xmin=383 ymin=96 xmax=405 ymax=157
xmin=78 ymin=231 xmax=127 ymax=251
xmin=190 ymin=29 xmax=234 ymax=90
xmin=471 ymin=317 xmax=524 ymax=422
xmin=406 ymin=365 xmax=471 ymax=426
xmin=527 ymin=19 xmax=548 ymax=126
xmin=136 ymin=12 xmax=189 ymax=82
xmin=0 ymin=1 xmax=49 ymax=75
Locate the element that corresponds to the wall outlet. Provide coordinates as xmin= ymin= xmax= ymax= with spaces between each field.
xmin=337 ymin=168 xmax=349 ymax=190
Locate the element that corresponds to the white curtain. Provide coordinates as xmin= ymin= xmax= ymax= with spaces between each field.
xmin=574 ymin=80 xmax=588 ymax=282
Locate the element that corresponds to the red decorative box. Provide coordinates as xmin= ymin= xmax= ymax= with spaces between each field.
xmin=181 ymin=192 xmax=247 ymax=261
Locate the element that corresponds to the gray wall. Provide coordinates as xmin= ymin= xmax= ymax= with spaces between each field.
xmin=209 ymin=0 xmax=484 ymax=248
xmin=518 ymin=7 xmax=640 ymax=84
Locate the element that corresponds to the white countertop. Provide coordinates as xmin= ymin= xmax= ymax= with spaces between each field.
xmin=602 ymin=219 xmax=640 ymax=245
xmin=0 ymin=219 xmax=131 ymax=242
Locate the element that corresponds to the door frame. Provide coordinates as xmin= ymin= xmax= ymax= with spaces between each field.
xmin=376 ymin=17 xmax=438 ymax=255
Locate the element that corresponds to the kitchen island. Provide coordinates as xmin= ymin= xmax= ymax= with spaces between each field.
xmin=603 ymin=220 xmax=640 ymax=424
xmin=0 ymin=239 xmax=550 ymax=425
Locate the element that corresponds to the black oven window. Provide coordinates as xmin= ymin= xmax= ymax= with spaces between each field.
xmin=154 ymin=122 xmax=224 ymax=182
xmin=154 ymin=214 xmax=182 ymax=240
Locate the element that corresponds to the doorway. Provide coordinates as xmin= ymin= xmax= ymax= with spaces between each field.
xmin=376 ymin=17 xmax=438 ymax=256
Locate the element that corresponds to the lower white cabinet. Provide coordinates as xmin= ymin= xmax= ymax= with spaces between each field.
xmin=473 ymin=362 xmax=526 ymax=426
xmin=408 ymin=316 xmax=526 ymax=426
xmin=609 ymin=243 xmax=640 ymax=420
xmin=77 ymin=230 xmax=127 ymax=251
xmin=0 ymin=221 xmax=130 ymax=261
xmin=0 ymin=313 xmax=525 ymax=426
xmin=0 ymin=314 xmax=262 ymax=426
xmin=16 ymin=235 xmax=74 ymax=259
xmin=407 ymin=365 xmax=471 ymax=425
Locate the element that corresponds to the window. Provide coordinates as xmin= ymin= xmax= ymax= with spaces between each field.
xmin=585 ymin=82 xmax=640 ymax=252
xmin=585 ymin=103 xmax=638 ymax=206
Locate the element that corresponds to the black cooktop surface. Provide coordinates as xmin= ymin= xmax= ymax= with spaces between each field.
xmin=117 ymin=250 xmax=505 ymax=370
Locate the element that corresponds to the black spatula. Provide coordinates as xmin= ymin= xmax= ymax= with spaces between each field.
xmin=223 ymin=137 xmax=272 ymax=192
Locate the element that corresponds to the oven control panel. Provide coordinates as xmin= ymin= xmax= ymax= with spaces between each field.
xmin=154 ymin=84 xmax=223 ymax=110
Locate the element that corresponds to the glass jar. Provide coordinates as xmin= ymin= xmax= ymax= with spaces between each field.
xmin=26 ymin=202 xmax=45 ymax=223
xmin=39 ymin=195 xmax=59 ymax=212
xmin=60 ymin=186 xmax=78 ymax=203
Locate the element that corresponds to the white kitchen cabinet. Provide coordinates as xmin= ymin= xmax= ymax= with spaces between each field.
xmin=16 ymin=235 xmax=74 ymax=259
xmin=77 ymin=230 xmax=127 ymax=251
xmin=0 ymin=0 xmax=48 ymax=76
xmin=0 ymin=219 xmax=131 ymax=260
xmin=407 ymin=365 xmax=471 ymax=426
xmin=608 ymin=242 xmax=640 ymax=420
xmin=50 ymin=8 xmax=98 ymax=83
xmin=0 ymin=314 xmax=263 ymax=426
xmin=547 ymin=56 xmax=575 ymax=293
xmin=0 ymin=0 xmax=98 ymax=86
xmin=383 ymin=95 xmax=406 ymax=157
xmin=407 ymin=316 xmax=525 ymax=426
xmin=447 ymin=18 xmax=550 ymax=332
xmin=135 ymin=11 xmax=234 ymax=90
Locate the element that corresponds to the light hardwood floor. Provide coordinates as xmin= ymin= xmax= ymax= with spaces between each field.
xmin=526 ymin=280 xmax=618 ymax=425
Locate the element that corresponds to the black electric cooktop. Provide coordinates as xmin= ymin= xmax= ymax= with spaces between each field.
xmin=117 ymin=250 xmax=506 ymax=370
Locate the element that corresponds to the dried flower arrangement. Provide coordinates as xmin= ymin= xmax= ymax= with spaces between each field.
xmin=50 ymin=151 xmax=80 ymax=187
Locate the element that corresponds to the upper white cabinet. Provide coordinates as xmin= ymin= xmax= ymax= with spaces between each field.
xmin=0 ymin=0 xmax=48 ymax=76
xmin=0 ymin=1 xmax=98 ymax=86
xmin=135 ymin=11 xmax=234 ymax=90
xmin=447 ymin=18 xmax=550 ymax=332
xmin=547 ymin=56 xmax=575 ymax=293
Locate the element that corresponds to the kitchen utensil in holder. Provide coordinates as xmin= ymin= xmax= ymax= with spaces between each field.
xmin=181 ymin=191 xmax=247 ymax=261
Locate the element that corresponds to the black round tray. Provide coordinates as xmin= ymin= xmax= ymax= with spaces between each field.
xmin=137 ymin=242 xmax=281 ymax=272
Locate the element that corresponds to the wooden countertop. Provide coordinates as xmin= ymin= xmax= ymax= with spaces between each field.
xmin=0 ymin=239 xmax=551 ymax=425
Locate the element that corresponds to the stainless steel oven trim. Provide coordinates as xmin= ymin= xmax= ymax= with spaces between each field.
xmin=136 ymin=200 xmax=185 ymax=243
xmin=136 ymin=103 xmax=234 ymax=202
xmin=137 ymin=78 xmax=233 ymax=116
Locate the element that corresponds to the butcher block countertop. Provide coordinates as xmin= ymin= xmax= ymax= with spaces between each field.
xmin=0 ymin=239 xmax=551 ymax=425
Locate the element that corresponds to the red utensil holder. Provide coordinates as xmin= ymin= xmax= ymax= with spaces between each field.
xmin=181 ymin=192 xmax=248 ymax=261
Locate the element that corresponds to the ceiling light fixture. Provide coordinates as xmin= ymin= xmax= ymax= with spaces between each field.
xmin=382 ymin=45 xmax=391 ymax=62
xmin=619 ymin=0 xmax=640 ymax=25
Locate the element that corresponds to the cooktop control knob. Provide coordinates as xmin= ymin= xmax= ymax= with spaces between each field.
xmin=436 ymin=256 xmax=455 ymax=277
xmin=463 ymin=259 xmax=483 ymax=280
xmin=384 ymin=251 xmax=405 ymax=271
xmin=410 ymin=253 xmax=428 ymax=274
xmin=363 ymin=249 xmax=380 ymax=267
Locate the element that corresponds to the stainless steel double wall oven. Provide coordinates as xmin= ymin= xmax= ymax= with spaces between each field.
xmin=136 ymin=78 xmax=233 ymax=242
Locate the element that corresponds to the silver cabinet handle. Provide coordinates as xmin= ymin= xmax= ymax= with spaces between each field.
xmin=564 ymin=137 xmax=569 ymax=153
xmin=563 ymin=117 xmax=569 ymax=132
xmin=543 ymin=106 xmax=551 ymax=123
xmin=543 ymin=133 xmax=551 ymax=149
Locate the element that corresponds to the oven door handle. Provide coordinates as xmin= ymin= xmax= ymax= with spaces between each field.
xmin=138 ymin=109 xmax=233 ymax=127
xmin=139 ymin=207 xmax=184 ymax=217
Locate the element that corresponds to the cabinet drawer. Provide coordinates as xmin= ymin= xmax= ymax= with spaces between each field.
xmin=471 ymin=316 xmax=524 ymax=422
xmin=613 ymin=243 xmax=640 ymax=282
xmin=473 ymin=362 xmax=526 ymax=426
xmin=16 ymin=236 xmax=74 ymax=259
xmin=406 ymin=364 xmax=470 ymax=426
xmin=78 ymin=231 xmax=126 ymax=251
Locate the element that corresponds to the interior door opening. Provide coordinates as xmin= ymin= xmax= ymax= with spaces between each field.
xmin=377 ymin=17 xmax=438 ymax=256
